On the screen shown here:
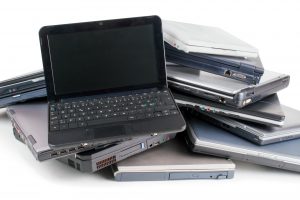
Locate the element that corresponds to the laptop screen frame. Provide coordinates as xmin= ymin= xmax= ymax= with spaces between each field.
xmin=39 ymin=16 xmax=166 ymax=102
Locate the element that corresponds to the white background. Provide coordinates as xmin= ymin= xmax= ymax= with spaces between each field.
xmin=0 ymin=0 xmax=300 ymax=199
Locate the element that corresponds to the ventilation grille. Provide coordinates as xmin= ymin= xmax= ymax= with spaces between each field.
xmin=96 ymin=156 xmax=116 ymax=170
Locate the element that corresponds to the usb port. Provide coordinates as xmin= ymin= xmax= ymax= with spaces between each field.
xmin=51 ymin=152 xmax=58 ymax=157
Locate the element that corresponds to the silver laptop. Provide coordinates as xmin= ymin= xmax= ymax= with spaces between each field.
xmin=167 ymin=65 xmax=289 ymax=108
xmin=6 ymin=102 xmax=126 ymax=161
xmin=112 ymin=136 xmax=235 ymax=181
xmin=163 ymin=20 xmax=258 ymax=58
xmin=57 ymin=133 xmax=176 ymax=172
xmin=199 ymin=105 xmax=300 ymax=145
xmin=185 ymin=114 xmax=300 ymax=173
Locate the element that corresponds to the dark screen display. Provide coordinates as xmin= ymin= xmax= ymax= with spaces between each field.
xmin=47 ymin=24 xmax=159 ymax=96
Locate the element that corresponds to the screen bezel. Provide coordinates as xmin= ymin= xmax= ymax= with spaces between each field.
xmin=39 ymin=16 xmax=166 ymax=101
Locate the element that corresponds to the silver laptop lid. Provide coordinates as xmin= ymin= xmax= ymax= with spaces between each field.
xmin=115 ymin=137 xmax=235 ymax=172
xmin=205 ymin=105 xmax=300 ymax=140
xmin=6 ymin=102 xmax=49 ymax=153
xmin=187 ymin=115 xmax=300 ymax=164
xmin=167 ymin=65 xmax=287 ymax=95
xmin=163 ymin=20 xmax=258 ymax=57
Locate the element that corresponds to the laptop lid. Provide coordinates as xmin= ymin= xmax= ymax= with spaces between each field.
xmin=162 ymin=20 xmax=258 ymax=57
xmin=39 ymin=16 xmax=166 ymax=102
xmin=202 ymin=105 xmax=300 ymax=144
xmin=6 ymin=102 xmax=49 ymax=153
xmin=186 ymin=114 xmax=300 ymax=171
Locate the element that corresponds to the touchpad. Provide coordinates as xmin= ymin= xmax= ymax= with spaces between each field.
xmin=87 ymin=125 xmax=126 ymax=139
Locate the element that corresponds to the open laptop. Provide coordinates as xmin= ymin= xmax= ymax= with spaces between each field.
xmin=112 ymin=136 xmax=235 ymax=181
xmin=198 ymin=105 xmax=300 ymax=145
xmin=6 ymin=102 xmax=119 ymax=161
xmin=163 ymin=20 xmax=259 ymax=58
xmin=57 ymin=133 xmax=176 ymax=172
xmin=185 ymin=114 xmax=300 ymax=173
xmin=167 ymin=65 xmax=289 ymax=108
xmin=0 ymin=70 xmax=46 ymax=108
xmin=173 ymin=91 xmax=285 ymax=126
xmin=165 ymin=44 xmax=264 ymax=84
xmin=39 ymin=16 xmax=186 ymax=147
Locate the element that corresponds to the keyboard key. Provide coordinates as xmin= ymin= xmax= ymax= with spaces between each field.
xmin=84 ymin=116 xmax=93 ymax=121
xmin=59 ymin=119 xmax=66 ymax=124
xmin=93 ymin=115 xmax=101 ymax=120
xmin=50 ymin=111 xmax=58 ymax=116
xmin=62 ymin=114 xmax=70 ymax=119
xmin=154 ymin=112 xmax=162 ymax=117
xmin=68 ymin=118 xmax=76 ymax=123
xmin=170 ymin=110 xmax=179 ymax=115
xmin=146 ymin=113 xmax=153 ymax=118
xmin=162 ymin=110 xmax=170 ymax=116
xmin=50 ymin=125 xmax=59 ymax=131
xmin=50 ymin=120 xmax=58 ymax=125
xmin=50 ymin=115 xmax=60 ymax=120
xmin=128 ymin=116 xmax=136 ymax=120
xmin=77 ymin=117 xmax=83 ymax=122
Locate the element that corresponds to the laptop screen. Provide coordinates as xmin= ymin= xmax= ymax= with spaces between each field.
xmin=47 ymin=24 xmax=161 ymax=96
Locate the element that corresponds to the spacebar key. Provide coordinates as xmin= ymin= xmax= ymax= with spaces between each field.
xmin=87 ymin=116 xmax=128 ymax=126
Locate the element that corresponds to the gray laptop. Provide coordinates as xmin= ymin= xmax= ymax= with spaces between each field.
xmin=185 ymin=114 xmax=300 ymax=173
xmin=112 ymin=136 xmax=235 ymax=181
xmin=198 ymin=105 xmax=300 ymax=145
xmin=167 ymin=64 xmax=289 ymax=108
xmin=6 ymin=102 xmax=126 ymax=161
xmin=163 ymin=20 xmax=258 ymax=58
xmin=57 ymin=133 xmax=176 ymax=172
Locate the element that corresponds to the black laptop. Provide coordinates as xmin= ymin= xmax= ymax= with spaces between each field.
xmin=39 ymin=16 xmax=186 ymax=148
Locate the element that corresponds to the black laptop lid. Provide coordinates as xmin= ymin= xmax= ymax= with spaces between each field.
xmin=39 ymin=16 xmax=166 ymax=101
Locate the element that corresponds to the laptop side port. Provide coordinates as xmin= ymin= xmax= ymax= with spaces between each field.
xmin=60 ymin=150 xmax=67 ymax=154
xmin=219 ymin=97 xmax=226 ymax=104
xmin=51 ymin=152 xmax=58 ymax=157
xmin=224 ymin=70 xmax=231 ymax=77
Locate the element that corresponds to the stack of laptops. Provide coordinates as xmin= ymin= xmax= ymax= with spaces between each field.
xmin=2 ymin=17 xmax=300 ymax=182
xmin=3 ymin=16 xmax=236 ymax=181
xmin=164 ymin=21 xmax=300 ymax=173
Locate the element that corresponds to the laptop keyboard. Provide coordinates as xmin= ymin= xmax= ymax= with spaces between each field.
xmin=49 ymin=89 xmax=179 ymax=131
